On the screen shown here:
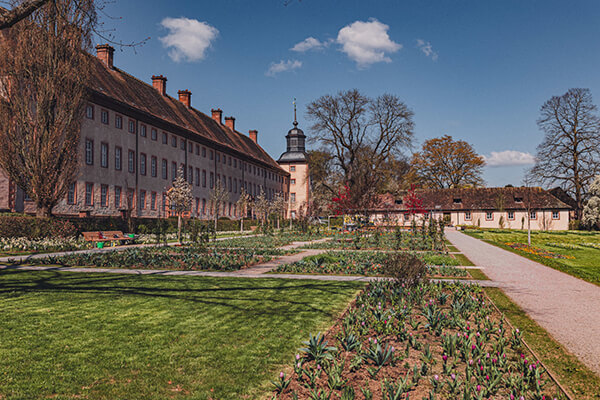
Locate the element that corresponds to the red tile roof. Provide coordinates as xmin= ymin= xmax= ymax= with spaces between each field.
xmin=373 ymin=187 xmax=572 ymax=212
xmin=88 ymin=57 xmax=286 ymax=173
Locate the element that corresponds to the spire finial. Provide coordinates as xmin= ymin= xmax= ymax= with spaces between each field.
xmin=293 ymin=97 xmax=298 ymax=127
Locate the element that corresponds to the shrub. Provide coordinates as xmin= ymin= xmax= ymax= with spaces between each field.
xmin=0 ymin=216 xmax=77 ymax=238
xmin=382 ymin=252 xmax=428 ymax=287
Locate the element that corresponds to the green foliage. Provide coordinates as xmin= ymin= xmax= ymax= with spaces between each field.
xmin=0 ymin=215 xmax=77 ymax=238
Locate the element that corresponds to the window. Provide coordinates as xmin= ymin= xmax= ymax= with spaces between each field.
xmin=151 ymin=156 xmax=157 ymax=177
xmin=140 ymin=153 xmax=146 ymax=176
xmin=234 ymin=159 xmax=237 ymax=168
xmin=115 ymin=146 xmax=122 ymax=171
xmin=202 ymin=198 xmax=206 ymax=215
xmin=100 ymin=184 xmax=108 ymax=207
xmin=140 ymin=124 xmax=147 ymax=137
xmin=514 ymin=197 xmax=523 ymax=203
xmin=210 ymin=172 xmax=214 ymax=189
xmin=195 ymin=168 xmax=200 ymax=186
xmin=189 ymin=142 xmax=193 ymax=153
xmin=139 ymin=190 xmax=146 ymax=210
xmin=223 ymin=155 xmax=227 ymax=164
xmin=216 ymin=153 xmax=220 ymax=163
xmin=188 ymin=166 xmax=193 ymax=184
xmin=195 ymin=144 xmax=200 ymax=155
xmin=128 ymin=150 xmax=135 ymax=173
xmin=180 ymin=139 xmax=185 ymax=150
xmin=162 ymin=159 xmax=168 ymax=179
xmin=228 ymin=177 xmax=232 ymax=192
xmin=210 ymin=150 xmax=213 ymax=160
xmin=171 ymin=135 xmax=177 ymax=147
xmin=404 ymin=213 xmax=410 ymax=221
xmin=290 ymin=165 xmax=296 ymax=172
xmin=162 ymin=132 xmax=168 ymax=144
xmin=171 ymin=162 xmax=177 ymax=180
xmin=100 ymin=142 xmax=108 ymax=168
xmin=486 ymin=211 xmax=493 ymax=220
xmin=530 ymin=210 xmax=537 ymax=220
xmin=67 ymin=183 xmax=76 ymax=205
xmin=151 ymin=128 xmax=157 ymax=141
xmin=465 ymin=211 xmax=471 ymax=221
xmin=552 ymin=210 xmax=560 ymax=220
xmin=101 ymin=109 xmax=109 ymax=124
xmin=128 ymin=120 xmax=136 ymax=133
xmin=85 ymin=183 xmax=93 ymax=206
xmin=291 ymin=179 xmax=296 ymax=185
xmin=151 ymin=192 xmax=157 ymax=210
xmin=508 ymin=211 xmax=515 ymax=220
xmin=453 ymin=198 xmax=462 ymax=204
xmin=85 ymin=139 xmax=94 ymax=165
xmin=85 ymin=104 xmax=94 ymax=119
xmin=233 ymin=178 xmax=237 ymax=193
xmin=162 ymin=193 xmax=166 ymax=212
xmin=228 ymin=157 xmax=232 ymax=166
xmin=202 ymin=147 xmax=206 ymax=157
xmin=202 ymin=170 xmax=207 ymax=187
xmin=114 ymin=186 xmax=121 ymax=208
xmin=290 ymin=193 xmax=296 ymax=203
xmin=115 ymin=115 xmax=123 ymax=129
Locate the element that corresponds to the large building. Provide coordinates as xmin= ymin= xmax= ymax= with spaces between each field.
xmin=277 ymin=107 xmax=310 ymax=219
xmin=0 ymin=44 xmax=290 ymax=219
xmin=370 ymin=187 xmax=572 ymax=231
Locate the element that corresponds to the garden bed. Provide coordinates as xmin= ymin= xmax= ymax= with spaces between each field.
xmin=301 ymin=230 xmax=447 ymax=252
xmin=20 ymin=246 xmax=280 ymax=271
xmin=271 ymin=280 xmax=567 ymax=399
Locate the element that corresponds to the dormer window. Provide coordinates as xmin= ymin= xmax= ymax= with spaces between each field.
xmin=453 ymin=198 xmax=462 ymax=204
xmin=514 ymin=197 xmax=523 ymax=203
xmin=395 ymin=199 xmax=403 ymax=205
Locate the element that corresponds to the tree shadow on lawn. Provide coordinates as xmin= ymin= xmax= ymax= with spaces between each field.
xmin=0 ymin=269 xmax=361 ymax=318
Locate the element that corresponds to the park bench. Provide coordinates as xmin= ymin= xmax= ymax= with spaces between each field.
xmin=82 ymin=231 xmax=134 ymax=247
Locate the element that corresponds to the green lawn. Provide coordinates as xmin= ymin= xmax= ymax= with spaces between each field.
xmin=464 ymin=229 xmax=600 ymax=285
xmin=0 ymin=271 xmax=363 ymax=400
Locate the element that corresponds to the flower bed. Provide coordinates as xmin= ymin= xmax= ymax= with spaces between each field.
xmin=26 ymin=247 xmax=272 ymax=271
xmin=211 ymin=232 xmax=325 ymax=250
xmin=271 ymin=280 xmax=565 ymax=399
xmin=504 ymin=242 xmax=575 ymax=259
xmin=273 ymin=251 xmax=462 ymax=276
xmin=302 ymin=231 xmax=445 ymax=252
xmin=0 ymin=236 xmax=90 ymax=255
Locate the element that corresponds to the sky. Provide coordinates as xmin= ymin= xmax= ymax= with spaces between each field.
xmin=95 ymin=0 xmax=600 ymax=187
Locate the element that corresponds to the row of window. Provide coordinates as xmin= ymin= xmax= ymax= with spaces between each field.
xmin=67 ymin=182 xmax=244 ymax=217
xmin=464 ymin=210 xmax=560 ymax=221
xmin=85 ymin=104 xmax=285 ymax=183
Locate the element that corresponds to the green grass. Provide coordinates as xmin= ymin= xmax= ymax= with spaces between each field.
xmin=0 ymin=271 xmax=363 ymax=400
xmin=485 ymin=287 xmax=600 ymax=399
xmin=464 ymin=229 xmax=600 ymax=285
xmin=452 ymin=253 xmax=475 ymax=266
xmin=467 ymin=268 xmax=490 ymax=280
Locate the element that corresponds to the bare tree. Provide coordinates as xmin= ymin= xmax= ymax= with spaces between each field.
xmin=307 ymin=89 xmax=414 ymax=212
xmin=272 ymin=192 xmax=287 ymax=230
xmin=0 ymin=0 xmax=50 ymax=30
xmin=253 ymin=189 xmax=271 ymax=230
xmin=208 ymin=181 xmax=229 ymax=232
xmin=411 ymin=135 xmax=485 ymax=188
xmin=531 ymin=88 xmax=600 ymax=219
xmin=0 ymin=0 xmax=96 ymax=217
xmin=236 ymin=188 xmax=252 ymax=232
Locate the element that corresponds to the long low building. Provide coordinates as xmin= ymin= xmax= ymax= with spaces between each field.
xmin=0 ymin=45 xmax=290 ymax=219
xmin=370 ymin=187 xmax=573 ymax=231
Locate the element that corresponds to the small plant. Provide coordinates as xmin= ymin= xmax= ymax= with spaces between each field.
xmin=339 ymin=331 xmax=361 ymax=352
xmin=382 ymin=252 xmax=428 ymax=287
xmin=300 ymin=333 xmax=337 ymax=363
xmin=271 ymin=372 xmax=290 ymax=394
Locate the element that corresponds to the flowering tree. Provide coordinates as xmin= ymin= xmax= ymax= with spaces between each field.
xmin=403 ymin=184 xmax=426 ymax=218
xmin=272 ymin=192 xmax=287 ymax=229
xmin=253 ymin=188 xmax=271 ymax=230
xmin=583 ymin=175 xmax=600 ymax=229
xmin=331 ymin=185 xmax=353 ymax=216
xmin=236 ymin=188 xmax=252 ymax=232
xmin=166 ymin=167 xmax=192 ymax=243
xmin=209 ymin=181 xmax=229 ymax=232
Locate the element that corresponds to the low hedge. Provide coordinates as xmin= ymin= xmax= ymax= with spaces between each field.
xmin=0 ymin=216 xmax=78 ymax=239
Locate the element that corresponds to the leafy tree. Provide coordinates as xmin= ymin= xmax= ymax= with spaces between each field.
xmin=410 ymin=135 xmax=485 ymax=189
xmin=307 ymin=89 xmax=414 ymax=212
xmin=166 ymin=167 xmax=192 ymax=243
xmin=209 ymin=181 xmax=229 ymax=232
xmin=583 ymin=175 xmax=600 ymax=229
xmin=0 ymin=0 xmax=96 ymax=216
xmin=531 ymin=88 xmax=600 ymax=219
xmin=235 ymin=188 xmax=252 ymax=232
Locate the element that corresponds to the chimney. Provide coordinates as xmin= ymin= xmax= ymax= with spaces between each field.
xmin=96 ymin=44 xmax=114 ymax=69
xmin=225 ymin=116 xmax=235 ymax=131
xmin=178 ymin=90 xmax=191 ymax=108
xmin=152 ymin=75 xmax=167 ymax=96
xmin=249 ymin=130 xmax=258 ymax=143
xmin=211 ymin=108 xmax=222 ymax=124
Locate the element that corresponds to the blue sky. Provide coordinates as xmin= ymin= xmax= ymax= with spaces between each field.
xmin=97 ymin=0 xmax=600 ymax=187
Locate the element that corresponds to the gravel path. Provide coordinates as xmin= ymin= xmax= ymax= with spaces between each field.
xmin=446 ymin=229 xmax=600 ymax=376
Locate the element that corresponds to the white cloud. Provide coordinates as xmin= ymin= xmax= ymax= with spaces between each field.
xmin=159 ymin=17 xmax=219 ymax=62
xmin=416 ymin=39 xmax=438 ymax=61
xmin=291 ymin=37 xmax=329 ymax=52
xmin=484 ymin=150 xmax=536 ymax=167
xmin=266 ymin=59 xmax=302 ymax=77
xmin=336 ymin=18 xmax=401 ymax=68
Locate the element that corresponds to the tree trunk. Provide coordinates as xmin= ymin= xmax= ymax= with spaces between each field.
xmin=240 ymin=217 xmax=244 ymax=233
xmin=177 ymin=215 xmax=182 ymax=244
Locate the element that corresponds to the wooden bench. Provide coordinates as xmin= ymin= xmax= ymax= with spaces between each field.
xmin=82 ymin=231 xmax=134 ymax=246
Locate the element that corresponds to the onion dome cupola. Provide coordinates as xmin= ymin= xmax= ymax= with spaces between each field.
xmin=277 ymin=99 xmax=308 ymax=163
